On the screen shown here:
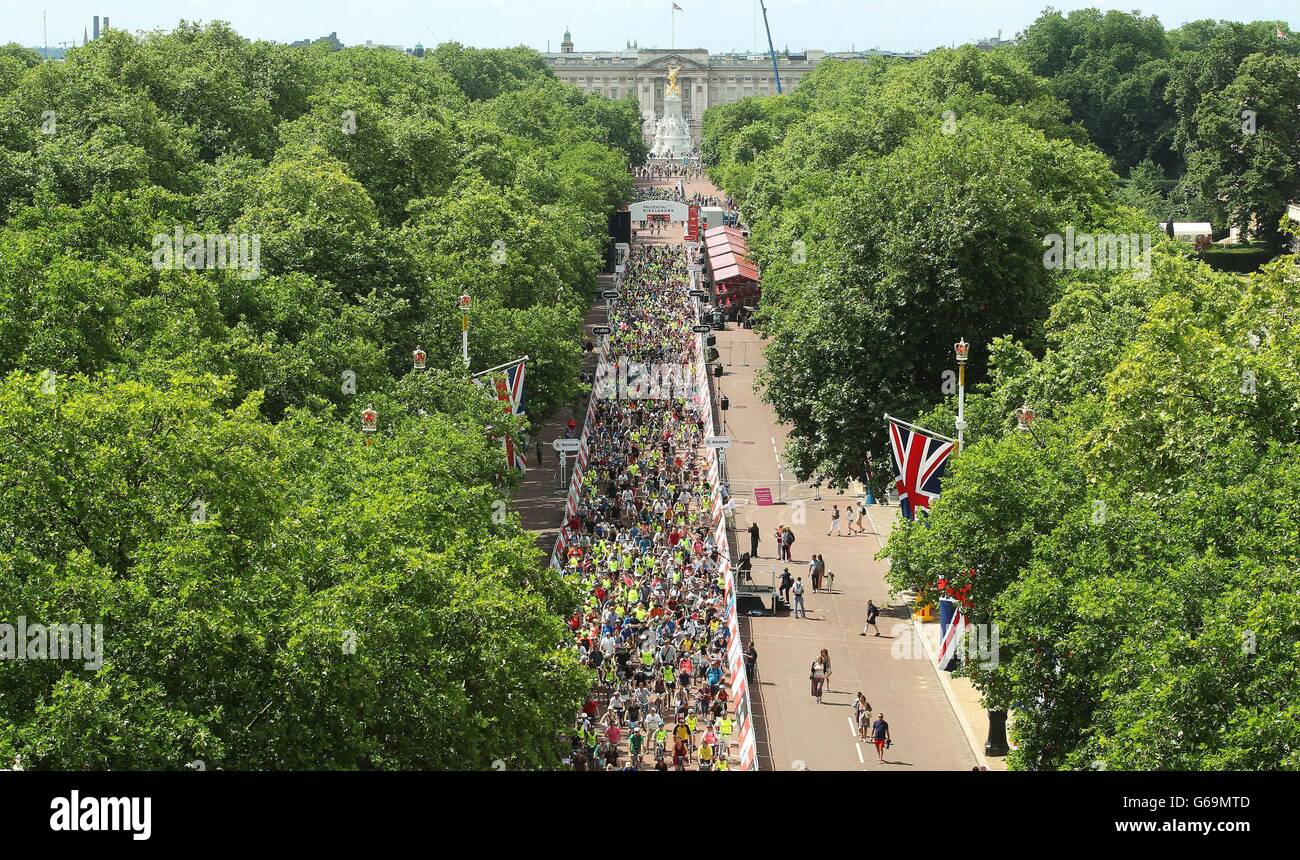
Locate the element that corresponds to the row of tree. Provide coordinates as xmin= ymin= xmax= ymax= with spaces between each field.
xmin=1017 ymin=11 xmax=1300 ymax=247
xmin=0 ymin=24 xmax=644 ymax=768
xmin=703 ymin=24 xmax=1299 ymax=768
xmin=882 ymin=244 xmax=1300 ymax=770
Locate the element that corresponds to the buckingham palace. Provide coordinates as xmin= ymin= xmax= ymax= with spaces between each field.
xmin=542 ymin=29 xmax=912 ymax=147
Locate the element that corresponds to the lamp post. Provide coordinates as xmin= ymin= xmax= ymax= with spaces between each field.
xmin=1016 ymin=402 xmax=1046 ymax=450
xmin=360 ymin=406 xmax=378 ymax=447
xmin=412 ymin=346 xmax=426 ymax=371
xmin=459 ymin=293 xmax=471 ymax=370
xmin=954 ymin=338 xmax=969 ymax=453
xmin=1015 ymin=403 xmax=1035 ymax=434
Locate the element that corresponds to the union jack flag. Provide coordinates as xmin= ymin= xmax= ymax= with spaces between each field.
xmin=473 ymin=357 xmax=528 ymax=472
xmin=937 ymin=597 xmax=968 ymax=671
xmin=887 ymin=416 xmax=954 ymax=520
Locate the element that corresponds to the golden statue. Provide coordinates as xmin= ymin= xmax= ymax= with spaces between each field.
xmin=665 ymin=64 xmax=681 ymax=98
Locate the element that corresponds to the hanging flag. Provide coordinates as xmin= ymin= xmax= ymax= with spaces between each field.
xmin=473 ymin=357 xmax=528 ymax=472
xmin=673 ymin=3 xmax=683 ymax=10
xmin=936 ymin=597 xmax=968 ymax=671
xmin=886 ymin=415 xmax=954 ymax=520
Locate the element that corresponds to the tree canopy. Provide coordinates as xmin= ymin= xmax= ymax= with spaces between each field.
xmin=0 ymin=23 xmax=640 ymax=769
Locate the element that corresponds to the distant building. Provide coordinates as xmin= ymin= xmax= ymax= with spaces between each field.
xmin=542 ymin=30 xmax=923 ymax=146
xmin=975 ymin=31 xmax=1014 ymax=51
xmin=291 ymin=31 xmax=344 ymax=50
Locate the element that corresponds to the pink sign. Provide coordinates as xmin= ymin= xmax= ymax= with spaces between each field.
xmin=754 ymin=488 xmax=773 ymax=506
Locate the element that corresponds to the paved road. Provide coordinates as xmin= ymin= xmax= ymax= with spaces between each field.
xmin=679 ymin=175 xmax=977 ymax=771
xmin=715 ymin=320 xmax=978 ymax=771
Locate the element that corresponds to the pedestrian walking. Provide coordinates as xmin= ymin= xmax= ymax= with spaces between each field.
xmin=535 ymin=435 xmax=544 ymax=467
xmin=828 ymin=504 xmax=841 ymax=536
xmin=821 ymin=556 xmax=834 ymax=593
xmin=853 ymin=693 xmax=873 ymax=741
xmin=749 ymin=521 xmax=760 ymax=557
xmin=810 ymin=656 xmax=827 ymax=703
xmin=773 ymin=524 xmax=785 ymax=560
xmin=744 ymin=641 xmax=758 ymax=681
xmin=809 ymin=556 xmax=821 ymax=593
xmin=855 ymin=502 xmax=867 ymax=535
xmin=871 ymin=713 xmax=891 ymax=762
xmin=820 ymin=648 xmax=833 ymax=692
xmin=782 ymin=526 xmax=796 ymax=561
xmin=860 ymin=599 xmax=881 ymax=637
xmin=793 ymin=577 xmax=807 ymax=618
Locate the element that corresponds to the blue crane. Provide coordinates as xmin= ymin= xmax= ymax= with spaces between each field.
xmin=759 ymin=0 xmax=784 ymax=94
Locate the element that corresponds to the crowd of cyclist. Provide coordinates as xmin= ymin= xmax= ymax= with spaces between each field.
xmin=564 ymin=243 xmax=739 ymax=771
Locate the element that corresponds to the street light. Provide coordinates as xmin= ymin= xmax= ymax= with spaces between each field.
xmin=361 ymin=405 xmax=378 ymax=446
xmin=954 ymin=338 xmax=969 ymax=453
xmin=459 ymin=293 xmax=471 ymax=370
xmin=1015 ymin=403 xmax=1036 ymax=433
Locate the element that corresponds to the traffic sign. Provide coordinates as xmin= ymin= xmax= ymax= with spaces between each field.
xmin=705 ymin=436 xmax=732 ymax=450
xmin=458 ymin=293 xmax=471 ymax=310
xmin=592 ymin=325 xmax=612 ymax=335
xmin=602 ymin=290 xmax=619 ymax=300
xmin=692 ymin=324 xmax=711 ymax=333
xmin=552 ymin=438 xmax=582 ymax=453
xmin=689 ymin=290 xmax=706 ymax=299
xmin=754 ymin=487 xmax=774 ymax=506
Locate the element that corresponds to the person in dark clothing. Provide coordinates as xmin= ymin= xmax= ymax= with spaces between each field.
xmin=860 ymin=599 xmax=881 ymax=637
xmin=778 ymin=568 xmax=794 ymax=607
xmin=748 ymin=521 xmax=760 ymax=557
xmin=535 ymin=436 xmax=544 ymax=467
xmin=744 ymin=641 xmax=758 ymax=681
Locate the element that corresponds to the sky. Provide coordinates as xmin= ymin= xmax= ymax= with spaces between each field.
xmin=2 ymin=0 xmax=1296 ymax=55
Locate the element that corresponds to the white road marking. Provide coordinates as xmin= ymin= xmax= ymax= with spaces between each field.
xmin=847 ymin=716 xmax=856 ymax=737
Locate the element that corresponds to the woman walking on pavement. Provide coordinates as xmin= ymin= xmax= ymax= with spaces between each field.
xmin=810 ymin=655 xmax=827 ymax=704
xmin=819 ymin=648 xmax=833 ymax=693
xmin=853 ymin=693 xmax=873 ymax=740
